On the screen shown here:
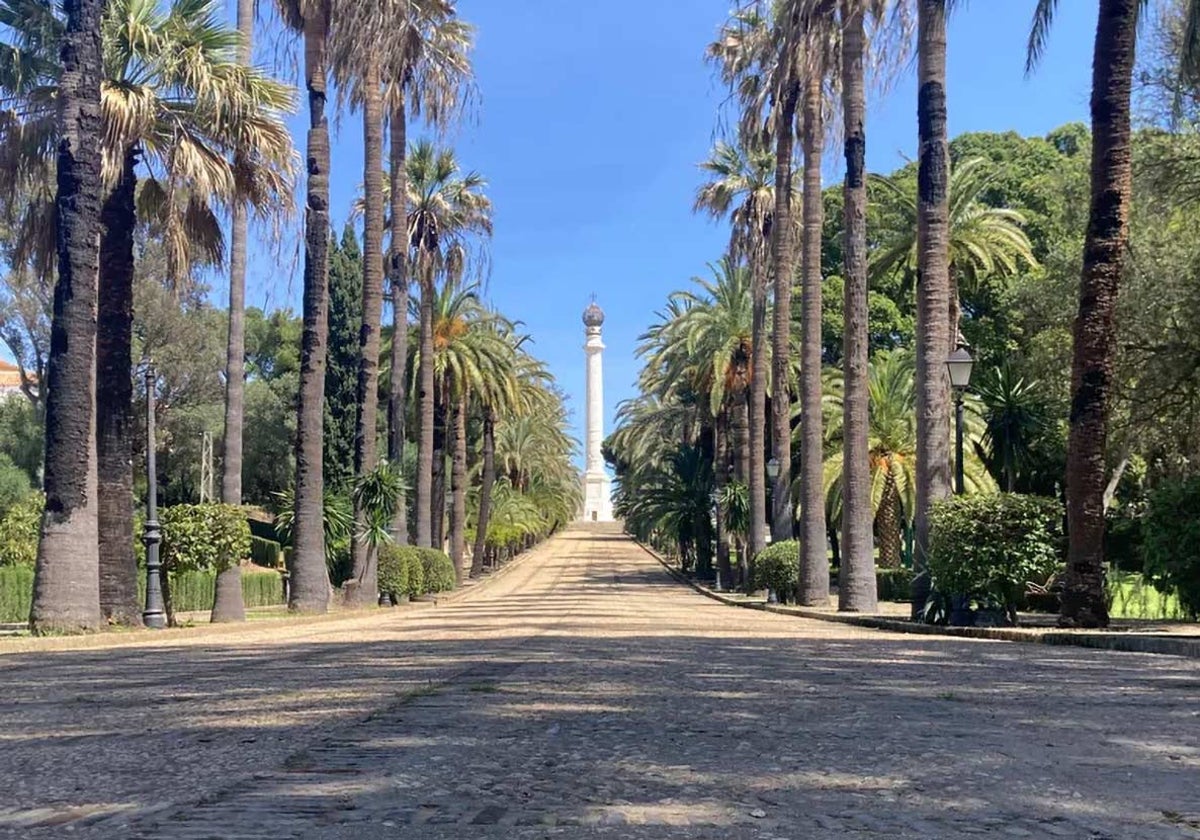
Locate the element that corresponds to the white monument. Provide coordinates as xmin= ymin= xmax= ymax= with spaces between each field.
xmin=580 ymin=299 xmax=614 ymax=522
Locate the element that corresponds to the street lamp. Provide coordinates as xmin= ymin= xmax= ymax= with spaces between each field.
xmin=765 ymin=457 xmax=780 ymax=480
xmin=946 ymin=342 xmax=975 ymax=495
xmin=142 ymin=359 xmax=166 ymax=629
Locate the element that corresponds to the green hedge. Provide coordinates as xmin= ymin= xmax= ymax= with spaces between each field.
xmin=0 ymin=565 xmax=33 ymax=622
xmin=0 ymin=567 xmax=283 ymax=623
xmin=0 ymin=492 xmax=42 ymax=568
xmin=250 ymin=535 xmax=282 ymax=569
xmin=418 ymin=548 xmax=456 ymax=593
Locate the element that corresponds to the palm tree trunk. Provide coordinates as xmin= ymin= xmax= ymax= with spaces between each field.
xmin=798 ymin=71 xmax=829 ymax=607
xmin=415 ymin=256 xmax=435 ymax=548
xmin=97 ymin=147 xmax=140 ymax=627
xmin=839 ymin=0 xmax=877 ymax=613
xmin=348 ymin=60 xmax=385 ymax=608
xmin=221 ymin=0 xmax=253 ymax=507
xmin=876 ymin=470 xmax=902 ymax=568
xmin=449 ymin=388 xmax=467 ymax=580
xmin=387 ymin=100 xmax=409 ymax=544
xmin=290 ymin=8 xmax=333 ymax=614
xmin=733 ymin=392 xmax=750 ymax=485
xmin=30 ymin=0 xmax=105 ymax=634
xmin=748 ymin=254 xmax=768 ymax=572
xmin=911 ymin=0 xmax=953 ymax=620
xmin=470 ymin=409 xmax=496 ymax=577
xmin=431 ymin=383 xmax=447 ymax=550
xmin=1061 ymin=0 xmax=1137 ymax=629
xmin=211 ymin=565 xmax=246 ymax=622
xmin=714 ymin=410 xmax=732 ymax=588
xmin=770 ymin=75 xmax=798 ymax=543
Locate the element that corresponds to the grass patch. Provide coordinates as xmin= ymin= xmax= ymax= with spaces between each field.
xmin=468 ymin=683 xmax=499 ymax=693
xmin=1108 ymin=573 xmax=1186 ymax=620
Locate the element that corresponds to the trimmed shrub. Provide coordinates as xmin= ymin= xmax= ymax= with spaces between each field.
xmin=927 ymin=493 xmax=1063 ymax=621
xmin=161 ymin=504 xmax=252 ymax=573
xmin=0 ymin=565 xmax=33 ymax=622
xmin=0 ymin=491 xmax=42 ymax=568
xmin=403 ymin=548 xmax=425 ymax=598
xmin=1142 ymin=477 xmax=1200 ymax=619
xmin=752 ymin=540 xmax=799 ymax=601
xmin=875 ymin=567 xmax=913 ymax=602
xmin=250 ymin=535 xmax=283 ymax=569
xmin=377 ymin=544 xmax=410 ymax=601
xmin=418 ymin=547 xmax=456 ymax=593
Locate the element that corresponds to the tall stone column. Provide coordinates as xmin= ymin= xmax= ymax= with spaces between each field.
xmin=581 ymin=300 xmax=613 ymax=522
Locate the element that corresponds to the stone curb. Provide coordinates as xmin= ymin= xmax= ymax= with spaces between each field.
xmin=634 ymin=540 xmax=1200 ymax=660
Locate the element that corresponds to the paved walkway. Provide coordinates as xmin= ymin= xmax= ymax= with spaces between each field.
xmin=1 ymin=524 xmax=1197 ymax=839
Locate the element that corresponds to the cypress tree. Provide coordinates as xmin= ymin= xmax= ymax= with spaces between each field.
xmin=324 ymin=225 xmax=363 ymax=489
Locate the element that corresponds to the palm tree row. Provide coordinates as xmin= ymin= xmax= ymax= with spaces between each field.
xmin=626 ymin=0 xmax=1187 ymax=626
xmin=2 ymin=0 xmax=295 ymax=631
xmin=616 ymin=0 xmax=1059 ymax=612
xmin=15 ymin=0 xmax=579 ymax=630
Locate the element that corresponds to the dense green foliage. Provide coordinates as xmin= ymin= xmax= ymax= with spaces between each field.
xmin=0 ymin=491 xmax=41 ymax=567
xmin=161 ymin=504 xmax=253 ymax=573
xmin=418 ymin=548 xmax=457 ymax=593
xmin=1142 ymin=477 xmax=1200 ymax=619
xmin=927 ymin=494 xmax=1063 ymax=620
xmin=0 ymin=453 xmax=31 ymax=515
xmin=0 ymin=565 xmax=33 ymax=622
xmin=249 ymin=536 xmax=283 ymax=569
xmin=752 ymin=540 xmax=799 ymax=601
xmin=377 ymin=544 xmax=410 ymax=601
xmin=377 ymin=544 xmax=442 ymax=601
xmin=324 ymin=226 xmax=363 ymax=490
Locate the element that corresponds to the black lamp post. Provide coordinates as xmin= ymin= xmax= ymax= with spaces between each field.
xmin=946 ymin=343 xmax=975 ymax=495
xmin=946 ymin=342 xmax=974 ymax=628
xmin=142 ymin=360 xmax=166 ymax=629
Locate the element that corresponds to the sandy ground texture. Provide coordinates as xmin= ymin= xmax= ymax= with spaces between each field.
xmin=1 ymin=523 xmax=1197 ymax=839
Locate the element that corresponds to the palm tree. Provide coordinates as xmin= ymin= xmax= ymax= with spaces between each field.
xmin=1026 ymin=0 xmax=1200 ymax=627
xmin=694 ymin=140 xmax=774 ymax=565
xmin=662 ymin=260 xmax=756 ymax=586
xmin=470 ymin=326 xmax=530 ymax=577
xmin=794 ymin=7 xmax=839 ymax=607
xmin=380 ymin=1 xmax=474 ymax=544
xmin=839 ymin=0 xmax=879 ymax=612
xmin=4 ymin=0 xmax=294 ymax=626
xmin=220 ymin=0 xmax=253 ymax=508
xmin=869 ymin=157 xmax=1038 ymax=336
xmin=973 ymin=364 xmax=1048 ymax=492
xmin=822 ymin=351 xmax=992 ymax=568
xmin=28 ymin=0 xmax=105 ymax=633
xmin=405 ymin=140 xmax=491 ymax=548
xmin=280 ymin=0 xmax=335 ymax=612
xmin=420 ymin=279 xmax=510 ymax=576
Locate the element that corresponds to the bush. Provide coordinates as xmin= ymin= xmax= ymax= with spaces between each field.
xmin=927 ymin=493 xmax=1063 ymax=620
xmin=240 ymin=568 xmax=285 ymax=608
xmin=0 ymin=453 xmax=31 ymax=516
xmin=377 ymin=543 xmax=409 ymax=601
xmin=418 ymin=547 xmax=456 ymax=593
xmin=1142 ymin=477 xmax=1200 ymax=619
xmin=0 ymin=565 xmax=33 ymax=622
xmin=403 ymin=548 xmax=424 ymax=597
xmin=161 ymin=504 xmax=252 ymax=573
xmin=250 ymin=535 xmax=283 ymax=569
xmin=875 ymin=567 xmax=913 ymax=602
xmin=752 ymin=540 xmax=799 ymax=601
xmin=0 ymin=491 xmax=42 ymax=567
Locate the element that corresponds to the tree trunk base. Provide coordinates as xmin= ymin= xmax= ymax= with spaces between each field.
xmin=211 ymin=565 xmax=246 ymax=623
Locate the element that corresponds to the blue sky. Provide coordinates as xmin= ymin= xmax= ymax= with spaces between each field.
xmin=6 ymin=2 xmax=1100 ymax=468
